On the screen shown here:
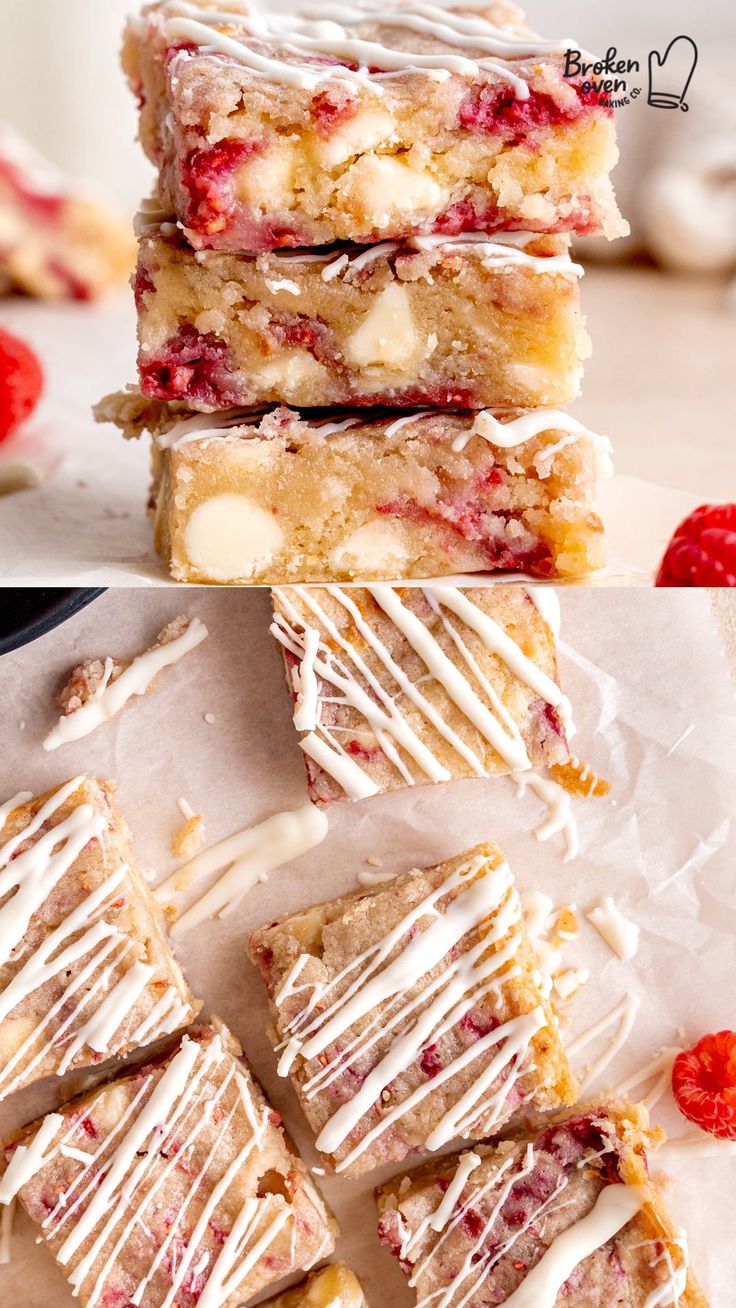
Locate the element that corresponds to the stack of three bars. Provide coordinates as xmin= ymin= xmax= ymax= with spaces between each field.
xmin=106 ymin=0 xmax=625 ymax=584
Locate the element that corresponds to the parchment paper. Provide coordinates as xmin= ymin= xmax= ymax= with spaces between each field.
xmin=0 ymin=296 xmax=701 ymax=586
xmin=0 ymin=588 xmax=734 ymax=1306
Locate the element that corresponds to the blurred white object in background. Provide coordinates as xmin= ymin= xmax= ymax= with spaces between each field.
xmin=0 ymin=0 xmax=150 ymax=212
xmin=638 ymin=66 xmax=736 ymax=277
xmin=589 ymin=62 xmax=736 ymax=278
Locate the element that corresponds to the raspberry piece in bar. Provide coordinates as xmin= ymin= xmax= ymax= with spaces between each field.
xmin=0 ymin=124 xmax=133 ymax=300
xmin=376 ymin=1101 xmax=709 ymax=1307
xmin=0 ymin=777 xmax=199 ymax=1100
xmin=249 ymin=843 xmax=577 ymax=1177
xmin=0 ymin=1021 xmax=337 ymax=1307
xmin=97 ymin=397 xmax=609 ymax=585
xmin=135 ymin=220 xmax=589 ymax=410
xmin=263 ymin=1264 xmax=366 ymax=1307
xmin=123 ymin=0 xmax=627 ymax=252
xmin=672 ymin=1031 xmax=736 ymax=1140
xmin=270 ymin=584 xmax=571 ymax=804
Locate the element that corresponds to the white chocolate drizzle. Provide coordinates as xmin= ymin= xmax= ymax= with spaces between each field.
xmin=0 ymin=779 xmax=194 ymax=1098
xmin=553 ymin=966 xmax=588 ymax=1000
xmin=268 ymin=851 xmax=550 ymax=1172
xmin=567 ymin=993 xmax=640 ymax=1093
xmin=264 ymin=277 xmax=301 ymax=296
xmin=501 ymin=1184 xmax=646 ymax=1308
xmin=511 ymin=768 xmax=579 ymax=861
xmin=407 ymin=230 xmax=584 ymax=276
xmin=0 ymin=1033 xmax=328 ymax=1308
xmin=0 ymin=791 xmax=33 ymax=833
xmin=156 ymin=0 xmax=578 ymax=97
xmin=43 ymin=617 xmax=209 ymax=750
xmin=310 ymin=231 xmax=583 ymax=281
xmin=640 ymin=1230 xmax=689 ymax=1308
xmin=0 ymin=1197 xmax=14 ymax=1265
xmin=155 ymin=805 xmax=329 ymax=933
xmin=525 ymin=586 xmax=561 ymax=637
xmin=399 ymin=1142 xmax=576 ymax=1306
xmin=0 ymin=1114 xmax=65 ymax=1205
xmin=610 ymin=1048 xmax=681 ymax=1114
xmin=271 ymin=585 xmax=570 ymax=801
xmin=521 ymin=891 xmax=559 ymax=995
xmin=452 ymin=408 xmax=596 ymax=454
xmin=155 ymin=404 xmax=607 ymax=473
xmin=392 ymin=1130 xmax=689 ymax=1308
xmin=658 ymin=1133 xmax=736 ymax=1162
xmin=587 ymin=896 xmax=640 ymax=961
xmin=521 ymin=893 xmax=583 ymax=998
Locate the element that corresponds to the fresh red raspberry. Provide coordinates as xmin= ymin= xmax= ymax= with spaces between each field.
xmin=672 ymin=1031 xmax=736 ymax=1139
xmin=656 ymin=504 xmax=736 ymax=587
xmin=0 ymin=327 xmax=44 ymax=442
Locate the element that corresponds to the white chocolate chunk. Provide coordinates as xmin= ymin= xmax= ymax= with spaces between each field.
xmin=254 ymin=351 xmax=330 ymax=392
xmin=235 ymin=141 xmax=297 ymax=207
xmin=340 ymin=155 xmax=443 ymax=226
xmin=346 ymin=282 xmax=418 ymax=369
xmin=313 ymin=107 xmax=397 ymax=166
xmin=184 ymin=495 xmax=284 ymax=581
xmin=331 ymin=521 xmax=411 ymax=574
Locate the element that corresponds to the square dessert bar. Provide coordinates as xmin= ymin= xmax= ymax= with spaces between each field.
xmin=376 ymin=1101 xmax=709 ymax=1308
xmin=103 ymin=397 xmax=607 ymax=584
xmin=0 ymin=124 xmax=133 ymax=301
xmin=263 ymin=1264 xmax=367 ymax=1308
xmin=270 ymin=584 xmax=571 ymax=804
xmin=0 ymin=776 xmax=199 ymax=1101
xmin=249 ymin=843 xmax=578 ymax=1178
xmin=136 ymin=222 xmax=589 ymax=411
xmin=0 ymin=1022 xmax=337 ymax=1307
xmin=124 ymin=1 xmax=626 ymax=252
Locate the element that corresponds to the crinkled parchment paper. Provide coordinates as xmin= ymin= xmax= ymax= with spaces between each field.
xmin=0 ymin=588 xmax=734 ymax=1305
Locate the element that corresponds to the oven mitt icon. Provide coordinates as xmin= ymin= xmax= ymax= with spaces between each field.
xmin=648 ymin=36 xmax=698 ymax=111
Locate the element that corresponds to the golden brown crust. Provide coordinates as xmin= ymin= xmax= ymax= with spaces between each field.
xmin=2 ymin=1021 xmax=338 ymax=1308
xmin=271 ymin=585 xmax=571 ymax=802
xmin=376 ymin=1099 xmax=709 ymax=1308
xmin=250 ymin=842 xmax=576 ymax=1176
xmin=0 ymin=777 xmax=199 ymax=1098
xmin=262 ymin=1264 xmax=367 ymax=1308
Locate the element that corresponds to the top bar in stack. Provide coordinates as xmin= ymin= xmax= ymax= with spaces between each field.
xmin=124 ymin=0 xmax=626 ymax=253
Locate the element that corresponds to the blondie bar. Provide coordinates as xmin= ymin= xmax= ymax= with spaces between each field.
xmin=99 ymin=395 xmax=608 ymax=584
xmin=124 ymin=1 xmax=626 ymax=251
xmin=0 ymin=1022 xmax=337 ymax=1307
xmin=249 ymin=844 xmax=577 ymax=1177
xmin=0 ymin=124 xmax=133 ymax=300
xmin=0 ymin=777 xmax=198 ymax=1100
xmin=271 ymin=585 xmax=571 ymax=803
xmin=136 ymin=221 xmax=588 ymax=410
xmin=263 ymin=1265 xmax=366 ymax=1308
xmin=376 ymin=1100 xmax=708 ymax=1307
